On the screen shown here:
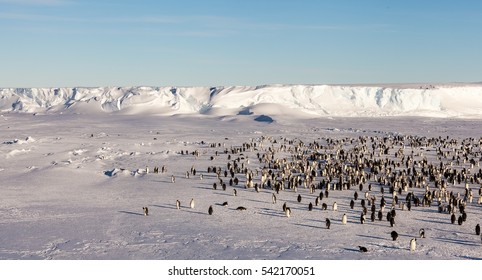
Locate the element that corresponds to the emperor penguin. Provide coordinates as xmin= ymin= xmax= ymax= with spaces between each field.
xmin=285 ymin=207 xmax=292 ymax=217
xmin=419 ymin=228 xmax=425 ymax=238
xmin=176 ymin=199 xmax=181 ymax=210
xmin=391 ymin=231 xmax=398 ymax=241
xmin=190 ymin=198 xmax=195 ymax=209
xmin=272 ymin=193 xmax=277 ymax=204
xmin=142 ymin=207 xmax=149 ymax=216
xmin=233 ymin=189 xmax=237 ymax=196
xmin=358 ymin=246 xmax=368 ymax=253
xmin=332 ymin=201 xmax=338 ymax=211
xmin=308 ymin=202 xmax=313 ymax=211
xmin=410 ymin=238 xmax=417 ymax=252
xmin=475 ymin=224 xmax=480 ymax=235
xmin=342 ymin=213 xmax=347 ymax=225
xmin=297 ymin=194 xmax=302 ymax=203
xmin=208 ymin=205 xmax=213 ymax=215
xmin=325 ymin=218 xmax=331 ymax=229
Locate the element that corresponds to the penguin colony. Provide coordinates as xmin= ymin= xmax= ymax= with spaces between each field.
xmin=135 ymin=133 xmax=482 ymax=255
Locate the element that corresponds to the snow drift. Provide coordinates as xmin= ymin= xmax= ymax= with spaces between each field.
xmin=1 ymin=84 xmax=482 ymax=118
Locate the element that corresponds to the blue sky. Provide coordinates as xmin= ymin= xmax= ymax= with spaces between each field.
xmin=1 ymin=0 xmax=481 ymax=87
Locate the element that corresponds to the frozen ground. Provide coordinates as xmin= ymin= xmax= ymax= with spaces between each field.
xmin=1 ymin=110 xmax=481 ymax=260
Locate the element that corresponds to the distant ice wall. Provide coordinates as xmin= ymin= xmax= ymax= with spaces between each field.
xmin=1 ymin=85 xmax=482 ymax=118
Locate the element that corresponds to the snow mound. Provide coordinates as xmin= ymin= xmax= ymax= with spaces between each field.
xmin=1 ymin=84 xmax=482 ymax=118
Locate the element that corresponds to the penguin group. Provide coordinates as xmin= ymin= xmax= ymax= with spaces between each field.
xmin=137 ymin=131 xmax=482 ymax=255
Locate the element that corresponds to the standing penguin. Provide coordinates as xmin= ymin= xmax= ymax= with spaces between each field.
xmin=476 ymin=224 xmax=481 ymax=235
xmin=308 ymin=202 xmax=313 ymax=211
xmin=142 ymin=207 xmax=149 ymax=216
xmin=391 ymin=231 xmax=399 ymax=241
xmin=419 ymin=228 xmax=425 ymax=238
xmin=360 ymin=212 xmax=366 ymax=224
xmin=176 ymin=199 xmax=181 ymax=210
xmin=410 ymin=238 xmax=417 ymax=252
xmin=350 ymin=199 xmax=355 ymax=209
xmin=272 ymin=193 xmax=277 ymax=204
xmin=190 ymin=198 xmax=195 ymax=209
xmin=282 ymin=202 xmax=287 ymax=212
xmin=233 ymin=189 xmax=237 ymax=196
xmin=297 ymin=194 xmax=302 ymax=203
xmin=285 ymin=207 xmax=292 ymax=217
xmin=451 ymin=213 xmax=456 ymax=224
xmin=332 ymin=202 xmax=338 ymax=211
xmin=326 ymin=218 xmax=331 ymax=229
xmin=208 ymin=205 xmax=213 ymax=215
xmin=389 ymin=216 xmax=395 ymax=227
xmin=342 ymin=213 xmax=347 ymax=225
xmin=378 ymin=209 xmax=383 ymax=221
xmin=370 ymin=211 xmax=376 ymax=222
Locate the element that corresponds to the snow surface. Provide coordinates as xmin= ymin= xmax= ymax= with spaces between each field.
xmin=2 ymin=84 xmax=482 ymax=118
xmin=1 ymin=106 xmax=481 ymax=261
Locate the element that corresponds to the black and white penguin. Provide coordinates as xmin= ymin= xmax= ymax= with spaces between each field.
xmin=282 ymin=202 xmax=287 ymax=212
xmin=325 ymin=218 xmax=331 ymax=229
xmin=208 ymin=205 xmax=214 ymax=215
xmin=462 ymin=212 xmax=467 ymax=222
xmin=222 ymin=201 xmax=228 ymax=206
xmin=419 ymin=228 xmax=425 ymax=238
xmin=190 ymin=198 xmax=195 ymax=209
xmin=308 ymin=202 xmax=313 ymax=211
xmin=315 ymin=196 xmax=320 ymax=206
xmin=297 ymin=194 xmax=302 ymax=203
xmin=142 ymin=207 xmax=148 ymax=216
xmin=391 ymin=230 xmax=398 ymax=241
xmin=332 ymin=201 xmax=338 ymax=211
xmin=233 ymin=189 xmax=237 ymax=196
xmin=272 ymin=193 xmax=277 ymax=204
xmin=458 ymin=215 xmax=463 ymax=225
xmin=322 ymin=203 xmax=328 ymax=211
xmin=354 ymin=191 xmax=358 ymax=201
xmin=378 ymin=209 xmax=383 ymax=221
xmin=285 ymin=207 xmax=292 ymax=217
xmin=370 ymin=211 xmax=375 ymax=222
xmin=236 ymin=206 xmax=247 ymax=211
xmin=410 ymin=238 xmax=417 ymax=252
xmin=451 ymin=213 xmax=456 ymax=224
xmin=358 ymin=246 xmax=368 ymax=253
xmin=360 ymin=212 xmax=366 ymax=224
xmin=176 ymin=199 xmax=181 ymax=210
xmin=476 ymin=224 xmax=481 ymax=235
xmin=389 ymin=216 xmax=395 ymax=227
xmin=350 ymin=199 xmax=355 ymax=209
xmin=342 ymin=213 xmax=347 ymax=225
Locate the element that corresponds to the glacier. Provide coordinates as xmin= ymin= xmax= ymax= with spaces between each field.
xmin=1 ymin=84 xmax=482 ymax=118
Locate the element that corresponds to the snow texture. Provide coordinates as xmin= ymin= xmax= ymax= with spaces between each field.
xmin=1 ymin=109 xmax=481 ymax=260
